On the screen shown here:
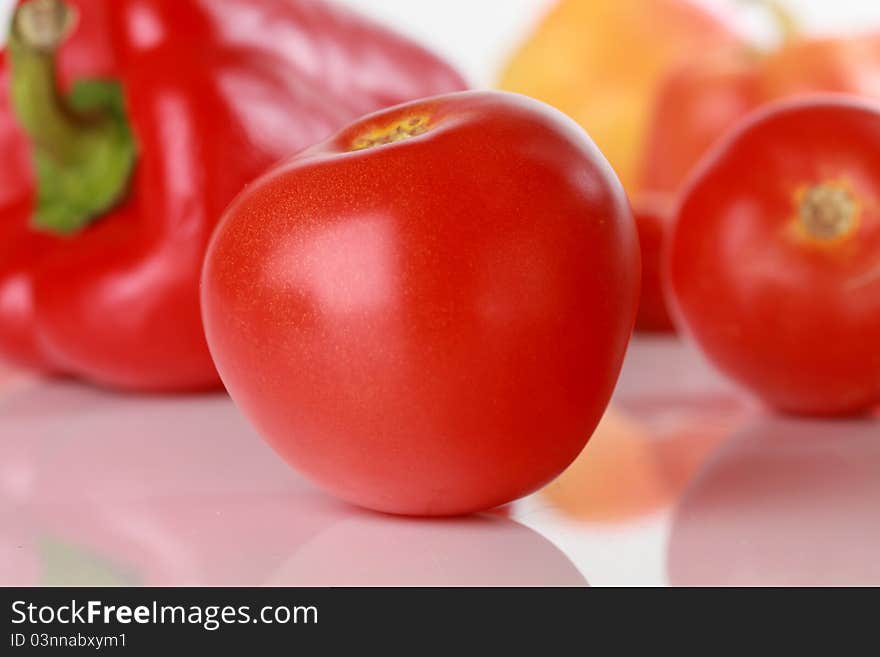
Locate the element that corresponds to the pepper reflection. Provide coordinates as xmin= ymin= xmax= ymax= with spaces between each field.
xmin=0 ymin=378 xmax=586 ymax=586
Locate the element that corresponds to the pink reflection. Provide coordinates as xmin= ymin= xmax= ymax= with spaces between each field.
xmin=123 ymin=0 xmax=166 ymax=50
xmin=195 ymin=0 xmax=463 ymax=116
xmin=273 ymin=217 xmax=397 ymax=316
xmin=268 ymin=513 xmax=587 ymax=587
xmin=0 ymin=379 xmax=585 ymax=586
xmin=0 ymin=379 xmax=329 ymax=586
xmin=216 ymin=70 xmax=344 ymax=156
xmin=541 ymin=396 xmax=747 ymax=525
xmin=0 ymin=511 xmax=38 ymax=587
xmin=668 ymin=415 xmax=880 ymax=586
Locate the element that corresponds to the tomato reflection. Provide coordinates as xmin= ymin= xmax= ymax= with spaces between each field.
xmin=540 ymin=398 xmax=746 ymax=523
xmin=0 ymin=379 xmax=588 ymax=586
xmin=268 ymin=513 xmax=587 ymax=587
xmin=668 ymin=416 xmax=880 ymax=586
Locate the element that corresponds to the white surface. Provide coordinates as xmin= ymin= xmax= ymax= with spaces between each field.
xmin=3 ymin=1 xmax=880 ymax=86
xmin=335 ymin=0 xmax=880 ymax=85
xmin=3 ymin=338 xmax=878 ymax=586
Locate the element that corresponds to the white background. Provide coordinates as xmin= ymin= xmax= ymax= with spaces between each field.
xmin=2 ymin=0 xmax=880 ymax=86
xmin=336 ymin=0 xmax=880 ymax=86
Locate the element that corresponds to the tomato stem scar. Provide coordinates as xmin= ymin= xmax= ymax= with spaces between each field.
xmin=351 ymin=114 xmax=431 ymax=150
xmin=797 ymin=182 xmax=859 ymax=242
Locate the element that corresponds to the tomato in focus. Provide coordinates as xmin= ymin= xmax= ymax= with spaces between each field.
xmin=202 ymin=91 xmax=640 ymax=516
xmin=669 ymin=98 xmax=880 ymax=416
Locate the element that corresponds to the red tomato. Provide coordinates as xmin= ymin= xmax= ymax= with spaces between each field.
xmin=202 ymin=91 xmax=640 ymax=516
xmin=669 ymin=97 xmax=880 ymax=416
xmin=634 ymin=195 xmax=676 ymax=332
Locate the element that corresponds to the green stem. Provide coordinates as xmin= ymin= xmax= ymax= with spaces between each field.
xmin=740 ymin=0 xmax=800 ymax=46
xmin=6 ymin=0 xmax=137 ymax=235
xmin=8 ymin=0 xmax=99 ymax=161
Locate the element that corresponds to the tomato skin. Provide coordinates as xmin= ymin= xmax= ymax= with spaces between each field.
xmin=669 ymin=97 xmax=880 ymax=416
xmin=634 ymin=196 xmax=676 ymax=332
xmin=202 ymin=91 xmax=640 ymax=516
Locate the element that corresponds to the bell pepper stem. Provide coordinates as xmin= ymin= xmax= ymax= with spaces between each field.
xmin=8 ymin=0 xmax=96 ymax=161
xmin=6 ymin=0 xmax=137 ymax=235
xmin=740 ymin=0 xmax=800 ymax=45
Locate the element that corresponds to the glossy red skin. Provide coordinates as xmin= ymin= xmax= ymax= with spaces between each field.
xmin=634 ymin=196 xmax=676 ymax=332
xmin=202 ymin=91 xmax=640 ymax=516
xmin=669 ymin=98 xmax=880 ymax=416
xmin=0 ymin=0 xmax=466 ymax=391
xmin=640 ymin=34 xmax=880 ymax=196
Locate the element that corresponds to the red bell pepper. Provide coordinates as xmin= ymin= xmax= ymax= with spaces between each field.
xmin=0 ymin=0 xmax=465 ymax=391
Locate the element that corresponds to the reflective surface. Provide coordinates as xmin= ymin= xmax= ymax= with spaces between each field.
xmin=1 ymin=337 xmax=877 ymax=586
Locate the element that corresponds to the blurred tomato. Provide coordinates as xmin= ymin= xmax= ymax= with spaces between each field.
xmin=640 ymin=8 xmax=880 ymax=195
xmin=499 ymin=0 xmax=738 ymax=193
xmin=669 ymin=98 xmax=880 ymax=416
xmin=639 ymin=49 xmax=761 ymax=194
xmin=633 ymin=195 xmax=676 ymax=332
